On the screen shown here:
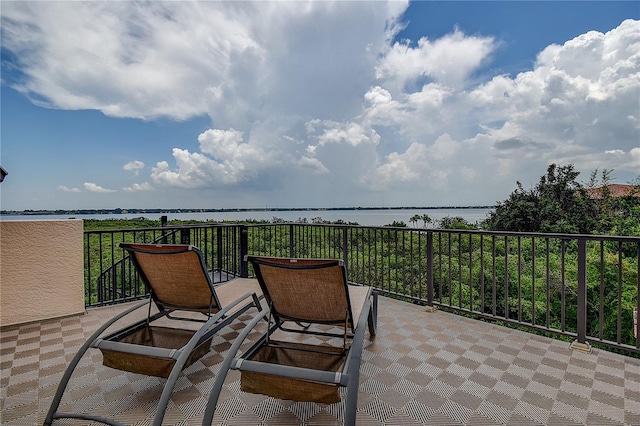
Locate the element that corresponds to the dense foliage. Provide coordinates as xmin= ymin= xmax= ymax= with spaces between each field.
xmin=485 ymin=164 xmax=640 ymax=236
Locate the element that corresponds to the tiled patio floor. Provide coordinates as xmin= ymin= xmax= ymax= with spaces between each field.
xmin=2 ymin=295 xmax=639 ymax=425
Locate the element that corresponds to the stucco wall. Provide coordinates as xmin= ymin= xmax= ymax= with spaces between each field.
xmin=1 ymin=220 xmax=85 ymax=326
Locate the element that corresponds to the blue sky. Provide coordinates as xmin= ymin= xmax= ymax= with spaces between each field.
xmin=1 ymin=1 xmax=639 ymax=211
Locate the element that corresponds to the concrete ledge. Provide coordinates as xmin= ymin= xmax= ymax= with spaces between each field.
xmin=1 ymin=219 xmax=85 ymax=326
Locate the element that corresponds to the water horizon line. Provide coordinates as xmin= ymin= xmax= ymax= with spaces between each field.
xmin=1 ymin=205 xmax=494 ymax=216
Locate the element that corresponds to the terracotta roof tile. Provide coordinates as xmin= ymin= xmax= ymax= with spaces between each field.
xmin=587 ymin=184 xmax=639 ymax=199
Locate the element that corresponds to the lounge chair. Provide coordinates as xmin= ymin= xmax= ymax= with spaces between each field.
xmin=202 ymin=256 xmax=377 ymax=426
xmin=45 ymin=243 xmax=263 ymax=426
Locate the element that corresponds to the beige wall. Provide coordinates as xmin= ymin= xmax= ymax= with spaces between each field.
xmin=1 ymin=220 xmax=85 ymax=326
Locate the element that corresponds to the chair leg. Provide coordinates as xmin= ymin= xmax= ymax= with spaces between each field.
xmin=344 ymin=297 xmax=371 ymax=426
xmin=44 ymin=300 xmax=149 ymax=425
xmin=202 ymin=309 xmax=270 ymax=425
xmin=153 ymin=291 xmax=261 ymax=426
xmin=43 ymin=338 xmax=92 ymax=425
xmin=368 ymin=292 xmax=378 ymax=336
xmin=344 ymin=360 xmax=359 ymax=426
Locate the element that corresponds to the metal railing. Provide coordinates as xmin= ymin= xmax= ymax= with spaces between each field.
xmin=84 ymin=222 xmax=640 ymax=355
xmin=85 ymin=224 xmax=243 ymax=306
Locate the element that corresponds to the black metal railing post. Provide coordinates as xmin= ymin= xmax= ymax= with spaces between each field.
xmin=239 ymin=225 xmax=249 ymax=277
xmin=342 ymin=226 xmax=348 ymax=268
xmin=571 ymin=238 xmax=591 ymax=353
xmin=216 ymin=228 xmax=223 ymax=272
xmin=180 ymin=229 xmax=190 ymax=245
xmin=426 ymin=231 xmax=434 ymax=306
xmin=636 ymin=243 xmax=640 ymax=350
xmin=289 ymin=224 xmax=295 ymax=257
xmin=161 ymin=215 xmax=168 ymax=243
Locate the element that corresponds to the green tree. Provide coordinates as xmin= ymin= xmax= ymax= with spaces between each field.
xmin=438 ymin=216 xmax=476 ymax=230
xmin=591 ymin=173 xmax=640 ymax=236
xmin=387 ymin=220 xmax=407 ymax=227
xmin=487 ymin=164 xmax=597 ymax=233
xmin=485 ymin=181 xmax=540 ymax=232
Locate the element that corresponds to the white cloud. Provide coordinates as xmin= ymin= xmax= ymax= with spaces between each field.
xmin=2 ymin=3 xmax=638 ymax=208
xmin=1 ymin=1 xmax=406 ymax=122
xmin=427 ymin=133 xmax=460 ymax=160
xmin=362 ymin=141 xmax=429 ymax=188
xmin=58 ymin=185 xmax=80 ymax=193
xmin=150 ymin=128 xmax=282 ymax=188
xmin=297 ymin=156 xmax=329 ymax=174
xmin=629 ymin=147 xmax=640 ymax=170
xmin=84 ymin=182 xmax=116 ymax=193
xmin=151 ymin=151 xmax=225 ymax=188
xmin=363 ymin=86 xmax=406 ymax=127
xmin=1 ymin=2 xmax=261 ymax=120
xmin=365 ymin=18 xmax=640 ymax=200
xmin=123 ymin=160 xmax=145 ymax=175
xmin=375 ymin=28 xmax=496 ymax=90
xmin=123 ymin=182 xmax=154 ymax=192
xmin=506 ymin=21 xmax=639 ymax=159
xmin=307 ymin=120 xmax=380 ymax=149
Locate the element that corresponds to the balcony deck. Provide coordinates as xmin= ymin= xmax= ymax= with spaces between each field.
xmin=2 ymin=296 xmax=639 ymax=426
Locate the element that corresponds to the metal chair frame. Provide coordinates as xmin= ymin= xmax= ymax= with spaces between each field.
xmin=45 ymin=243 xmax=263 ymax=426
xmin=201 ymin=256 xmax=377 ymax=426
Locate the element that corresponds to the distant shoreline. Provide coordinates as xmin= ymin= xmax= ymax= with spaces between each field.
xmin=1 ymin=205 xmax=493 ymax=216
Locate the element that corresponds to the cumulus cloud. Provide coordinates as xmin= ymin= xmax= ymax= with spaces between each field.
xmin=123 ymin=182 xmax=154 ymax=192
xmin=297 ymin=156 xmax=329 ymax=174
xmin=362 ymin=141 xmax=429 ymax=188
xmin=630 ymin=147 xmax=640 ymax=164
xmin=1 ymin=2 xmax=261 ymax=120
xmin=361 ymin=133 xmax=468 ymax=191
xmin=375 ymin=27 xmax=496 ymax=90
xmin=364 ymin=19 xmax=640 ymax=198
xmin=84 ymin=182 xmax=116 ymax=193
xmin=1 ymin=1 xmax=406 ymax=123
xmin=150 ymin=128 xmax=282 ymax=188
xmin=58 ymin=185 xmax=80 ymax=193
xmin=123 ymin=160 xmax=144 ymax=175
xmin=306 ymin=120 xmax=381 ymax=149
xmin=2 ymin=2 xmax=638 ymax=208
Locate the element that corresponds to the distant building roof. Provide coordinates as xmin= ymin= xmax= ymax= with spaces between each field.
xmin=587 ymin=184 xmax=639 ymax=199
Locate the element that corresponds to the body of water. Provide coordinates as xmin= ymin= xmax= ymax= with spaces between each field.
xmin=0 ymin=208 xmax=493 ymax=227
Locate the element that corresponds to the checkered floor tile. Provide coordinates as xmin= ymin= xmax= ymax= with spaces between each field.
xmin=1 ymin=296 xmax=639 ymax=425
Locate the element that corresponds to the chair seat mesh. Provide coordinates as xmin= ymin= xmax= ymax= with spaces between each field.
xmin=240 ymin=340 xmax=346 ymax=404
xmin=100 ymin=325 xmax=212 ymax=378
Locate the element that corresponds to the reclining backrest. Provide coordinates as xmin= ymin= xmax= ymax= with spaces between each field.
xmin=122 ymin=243 xmax=219 ymax=312
xmin=250 ymin=257 xmax=351 ymax=326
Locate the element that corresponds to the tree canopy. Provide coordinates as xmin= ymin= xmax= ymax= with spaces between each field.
xmin=485 ymin=164 xmax=639 ymax=235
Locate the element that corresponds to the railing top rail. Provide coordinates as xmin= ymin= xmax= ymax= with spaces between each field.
xmin=83 ymin=222 xmax=241 ymax=235
xmin=241 ymin=222 xmax=640 ymax=242
xmin=84 ymin=221 xmax=640 ymax=242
